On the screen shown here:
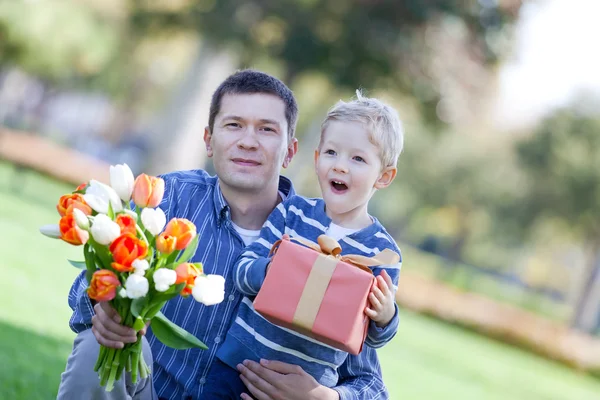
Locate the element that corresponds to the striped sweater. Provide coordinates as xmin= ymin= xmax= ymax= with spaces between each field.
xmin=217 ymin=195 xmax=402 ymax=387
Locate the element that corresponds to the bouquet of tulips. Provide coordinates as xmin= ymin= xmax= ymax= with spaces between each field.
xmin=40 ymin=164 xmax=225 ymax=391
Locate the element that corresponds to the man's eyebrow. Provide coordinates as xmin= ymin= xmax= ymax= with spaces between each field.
xmin=221 ymin=115 xmax=281 ymax=127
xmin=258 ymin=118 xmax=281 ymax=126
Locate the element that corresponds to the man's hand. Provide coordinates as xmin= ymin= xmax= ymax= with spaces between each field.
xmin=237 ymin=359 xmax=339 ymax=400
xmin=91 ymin=302 xmax=144 ymax=348
xmin=364 ymin=269 xmax=396 ymax=327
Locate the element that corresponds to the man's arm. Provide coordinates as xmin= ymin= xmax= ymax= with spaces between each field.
xmin=237 ymin=346 xmax=389 ymax=400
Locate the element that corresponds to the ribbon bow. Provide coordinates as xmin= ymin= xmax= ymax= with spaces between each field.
xmin=270 ymin=234 xmax=400 ymax=273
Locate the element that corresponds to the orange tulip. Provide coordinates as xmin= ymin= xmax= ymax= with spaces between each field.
xmin=88 ymin=270 xmax=120 ymax=302
xmin=59 ymin=214 xmax=89 ymax=246
xmin=175 ymin=263 xmax=203 ymax=296
xmin=116 ymin=214 xmax=137 ymax=236
xmin=57 ymin=193 xmax=92 ymax=217
xmin=109 ymin=233 xmax=148 ymax=272
xmin=132 ymin=174 xmax=165 ymax=208
xmin=163 ymin=218 xmax=196 ymax=250
xmin=156 ymin=233 xmax=177 ymax=255
xmin=75 ymin=182 xmax=87 ymax=192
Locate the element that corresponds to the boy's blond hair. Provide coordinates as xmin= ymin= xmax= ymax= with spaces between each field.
xmin=321 ymin=90 xmax=404 ymax=168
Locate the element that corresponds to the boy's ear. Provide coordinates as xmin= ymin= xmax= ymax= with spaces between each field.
xmin=374 ymin=166 xmax=397 ymax=189
xmin=203 ymin=126 xmax=213 ymax=158
xmin=314 ymin=149 xmax=320 ymax=165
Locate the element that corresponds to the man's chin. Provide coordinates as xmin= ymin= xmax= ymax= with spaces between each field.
xmin=221 ymin=174 xmax=268 ymax=192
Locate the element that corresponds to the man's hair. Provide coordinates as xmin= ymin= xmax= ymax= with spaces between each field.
xmin=208 ymin=69 xmax=299 ymax=140
xmin=321 ymin=90 xmax=404 ymax=167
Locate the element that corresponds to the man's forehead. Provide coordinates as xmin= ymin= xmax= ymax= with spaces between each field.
xmin=218 ymin=93 xmax=287 ymax=123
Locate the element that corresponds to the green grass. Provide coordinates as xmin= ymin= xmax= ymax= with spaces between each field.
xmin=1 ymin=162 xmax=600 ymax=399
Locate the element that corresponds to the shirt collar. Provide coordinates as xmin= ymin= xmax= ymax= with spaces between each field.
xmin=214 ymin=175 xmax=295 ymax=227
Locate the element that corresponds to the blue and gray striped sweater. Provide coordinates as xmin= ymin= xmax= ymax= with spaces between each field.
xmin=217 ymin=195 xmax=402 ymax=387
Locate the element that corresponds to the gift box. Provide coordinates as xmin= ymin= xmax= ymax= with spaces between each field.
xmin=253 ymin=235 xmax=399 ymax=355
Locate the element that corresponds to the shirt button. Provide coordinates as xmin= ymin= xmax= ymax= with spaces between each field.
xmin=199 ymin=377 xmax=206 ymax=384
xmin=214 ymin=336 xmax=221 ymax=344
xmin=228 ymin=294 xmax=235 ymax=301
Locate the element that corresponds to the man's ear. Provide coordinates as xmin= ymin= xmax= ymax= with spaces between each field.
xmin=374 ymin=166 xmax=397 ymax=189
xmin=282 ymin=138 xmax=299 ymax=168
xmin=204 ymin=126 xmax=213 ymax=158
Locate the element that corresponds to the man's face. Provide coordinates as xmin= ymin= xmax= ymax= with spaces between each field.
xmin=205 ymin=93 xmax=297 ymax=194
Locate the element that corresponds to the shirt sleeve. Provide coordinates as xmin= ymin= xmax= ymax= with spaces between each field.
xmin=333 ymin=346 xmax=390 ymax=400
xmin=233 ymin=202 xmax=288 ymax=296
xmin=365 ymin=245 xmax=402 ymax=348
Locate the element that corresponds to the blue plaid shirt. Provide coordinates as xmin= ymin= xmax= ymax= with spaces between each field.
xmin=67 ymin=169 xmax=389 ymax=400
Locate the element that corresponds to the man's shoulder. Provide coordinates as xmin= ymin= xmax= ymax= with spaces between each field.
xmin=160 ymin=169 xmax=216 ymax=189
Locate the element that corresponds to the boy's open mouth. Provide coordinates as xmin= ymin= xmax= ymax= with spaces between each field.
xmin=330 ymin=180 xmax=348 ymax=193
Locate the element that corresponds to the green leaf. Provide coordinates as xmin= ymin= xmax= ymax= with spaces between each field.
xmin=107 ymin=201 xmax=115 ymax=220
xmin=151 ymin=312 xmax=208 ymax=350
xmin=83 ymin=244 xmax=97 ymax=284
xmin=133 ymin=317 xmax=146 ymax=331
xmin=68 ymin=260 xmax=87 ymax=269
xmin=131 ymin=296 xmax=148 ymax=318
xmin=177 ymin=235 xmax=199 ymax=264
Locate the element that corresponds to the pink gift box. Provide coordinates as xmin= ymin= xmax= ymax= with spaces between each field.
xmin=253 ymin=237 xmax=379 ymax=355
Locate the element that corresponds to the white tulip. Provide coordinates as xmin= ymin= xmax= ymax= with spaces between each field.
xmin=141 ymin=208 xmax=166 ymax=236
xmin=90 ymin=214 xmax=121 ymax=245
xmin=192 ymin=274 xmax=225 ymax=306
xmin=132 ymin=259 xmax=150 ymax=276
xmin=39 ymin=224 xmax=61 ymax=239
xmin=84 ymin=180 xmax=123 ymax=214
xmin=110 ymin=163 xmax=135 ymax=202
xmin=72 ymin=208 xmax=90 ymax=230
xmin=153 ymin=268 xmax=177 ymax=292
xmin=123 ymin=209 xmax=138 ymax=221
xmin=125 ymin=274 xmax=149 ymax=299
xmin=118 ymin=288 xmax=127 ymax=298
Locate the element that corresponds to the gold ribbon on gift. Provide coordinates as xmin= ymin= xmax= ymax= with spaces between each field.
xmin=270 ymin=234 xmax=400 ymax=331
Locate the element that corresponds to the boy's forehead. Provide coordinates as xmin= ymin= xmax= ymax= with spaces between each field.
xmin=218 ymin=93 xmax=287 ymax=123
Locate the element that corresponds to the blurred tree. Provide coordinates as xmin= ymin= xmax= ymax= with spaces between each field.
xmin=129 ymin=0 xmax=520 ymax=123
xmin=503 ymin=109 xmax=600 ymax=332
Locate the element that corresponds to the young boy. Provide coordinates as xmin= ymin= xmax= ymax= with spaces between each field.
xmin=204 ymin=92 xmax=404 ymax=398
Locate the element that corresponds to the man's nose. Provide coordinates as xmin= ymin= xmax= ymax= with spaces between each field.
xmin=237 ymin=127 xmax=259 ymax=149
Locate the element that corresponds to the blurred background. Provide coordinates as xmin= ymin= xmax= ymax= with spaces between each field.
xmin=2 ymin=0 xmax=600 ymax=398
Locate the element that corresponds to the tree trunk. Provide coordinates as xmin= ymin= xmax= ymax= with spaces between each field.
xmin=570 ymin=241 xmax=600 ymax=332
xmin=145 ymin=40 xmax=237 ymax=175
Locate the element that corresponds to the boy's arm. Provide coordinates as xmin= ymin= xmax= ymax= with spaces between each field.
xmin=233 ymin=202 xmax=287 ymax=296
xmin=365 ymin=254 xmax=402 ymax=348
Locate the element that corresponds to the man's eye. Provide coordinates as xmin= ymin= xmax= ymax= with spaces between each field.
xmin=226 ymin=123 xmax=241 ymax=128
xmin=261 ymin=127 xmax=275 ymax=132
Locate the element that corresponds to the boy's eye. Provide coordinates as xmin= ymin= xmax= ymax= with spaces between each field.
xmin=324 ymin=149 xmax=336 ymax=155
xmin=353 ymin=156 xmax=365 ymax=162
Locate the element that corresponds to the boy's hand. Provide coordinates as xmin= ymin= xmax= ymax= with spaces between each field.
xmin=364 ymin=270 xmax=396 ymax=327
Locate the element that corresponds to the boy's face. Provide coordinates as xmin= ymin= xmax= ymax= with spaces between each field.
xmin=315 ymin=121 xmax=396 ymax=224
xmin=205 ymin=93 xmax=297 ymax=194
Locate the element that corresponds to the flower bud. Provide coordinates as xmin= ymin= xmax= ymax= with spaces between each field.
xmin=153 ymin=268 xmax=177 ymax=292
xmin=141 ymin=207 xmax=166 ymax=236
xmin=90 ymin=214 xmax=121 ymax=245
xmin=132 ymin=174 xmax=165 ymax=208
xmin=192 ymin=274 xmax=225 ymax=306
xmin=110 ymin=163 xmax=135 ymax=202
xmin=125 ymin=274 xmax=149 ymax=299
xmin=72 ymin=208 xmax=90 ymax=230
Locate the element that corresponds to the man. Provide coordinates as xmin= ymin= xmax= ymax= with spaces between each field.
xmin=58 ymin=70 xmax=389 ymax=400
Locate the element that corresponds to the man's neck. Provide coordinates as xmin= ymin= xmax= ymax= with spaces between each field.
xmin=219 ymin=181 xmax=282 ymax=230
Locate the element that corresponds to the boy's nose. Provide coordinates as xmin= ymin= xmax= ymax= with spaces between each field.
xmin=333 ymin=161 xmax=348 ymax=173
